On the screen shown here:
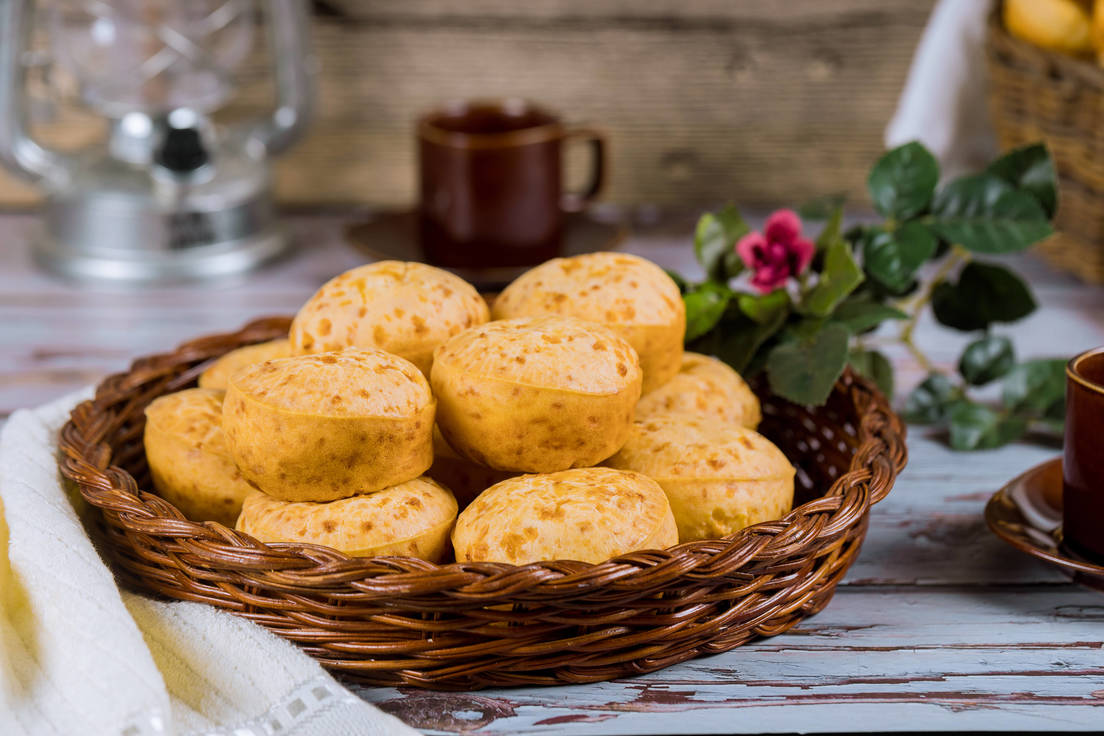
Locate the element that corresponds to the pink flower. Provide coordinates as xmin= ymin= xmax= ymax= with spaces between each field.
xmin=735 ymin=209 xmax=815 ymax=294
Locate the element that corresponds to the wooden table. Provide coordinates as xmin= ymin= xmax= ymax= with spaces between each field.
xmin=2 ymin=212 xmax=1103 ymax=733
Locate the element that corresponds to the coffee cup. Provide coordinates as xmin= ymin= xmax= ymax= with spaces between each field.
xmin=1063 ymin=346 xmax=1104 ymax=562
xmin=417 ymin=99 xmax=605 ymax=269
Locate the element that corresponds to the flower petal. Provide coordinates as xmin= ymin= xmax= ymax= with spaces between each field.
xmin=735 ymin=231 xmax=767 ymax=269
xmin=748 ymin=274 xmax=775 ymax=294
xmin=792 ymin=237 xmax=816 ymax=274
xmin=764 ymin=209 xmax=802 ymax=244
xmin=750 ymin=264 xmax=790 ymax=293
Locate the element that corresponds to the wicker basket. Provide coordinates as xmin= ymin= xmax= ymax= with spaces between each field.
xmin=58 ymin=317 xmax=906 ymax=690
xmin=987 ymin=5 xmax=1104 ymax=282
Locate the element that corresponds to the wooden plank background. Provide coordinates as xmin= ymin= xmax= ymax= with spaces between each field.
xmin=0 ymin=0 xmax=935 ymax=208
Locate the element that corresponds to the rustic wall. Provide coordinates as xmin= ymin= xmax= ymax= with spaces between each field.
xmin=0 ymin=0 xmax=935 ymax=208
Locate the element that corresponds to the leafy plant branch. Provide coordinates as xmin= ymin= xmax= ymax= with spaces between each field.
xmin=674 ymin=141 xmax=1067 ymax=450
xmin=896 ymin=245 xmax=969 ymax=373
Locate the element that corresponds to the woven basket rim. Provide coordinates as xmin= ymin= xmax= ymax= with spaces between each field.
xmin=57 ymin=316 xmax=907 ymax=598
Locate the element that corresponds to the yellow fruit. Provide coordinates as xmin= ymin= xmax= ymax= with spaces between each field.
xmin=1093 ymin=0 xmax=1104 ymax=64
xmin=1004 ymin=0 xmax=1093 ymax=56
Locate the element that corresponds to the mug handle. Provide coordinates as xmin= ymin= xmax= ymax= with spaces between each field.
xmin=561 ymin=127 xmax=606 ymax=213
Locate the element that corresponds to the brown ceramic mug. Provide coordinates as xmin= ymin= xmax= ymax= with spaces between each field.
xmin=417 ymin=99 xmax=605 ymax=268
xmin=1063 ymin=347 xmax=1104 ymax=563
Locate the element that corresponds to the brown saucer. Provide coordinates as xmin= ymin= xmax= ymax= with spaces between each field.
xmin=345 ymin=210 xmax=627 ymax=290
xmin=985 ymin=458 xmax=1104 ymax=590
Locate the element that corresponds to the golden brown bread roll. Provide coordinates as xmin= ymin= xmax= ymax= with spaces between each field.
xmin=425 ymin=426 xmax=515 ymax=509
xmin=143 ymin=388 xmax=255 ymax=526
xmin=431 ymin=315 xmax=642 ymax=472
xmin=289 ymin=260 xmax=489 ymax=375
xmin=492 ymin=252 xmax=686 ymax=392
xmin=198 ymin=338 xmax=292 ymax=391
xmin=636 ymin=352 xmax=760 ymax=428
xmin=452 ymin=467 xmax=678 ymax=564
xmin=236 ymin=477 xmax=457 ymax=561
xmin=222 ymin=349 xmax=435 ymax=502
xmin=605 ymin=414 xmax=794 ymax=542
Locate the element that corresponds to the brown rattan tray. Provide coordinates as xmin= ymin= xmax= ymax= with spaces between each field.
xmin=58 ymin=317 xmax=907 ymax=690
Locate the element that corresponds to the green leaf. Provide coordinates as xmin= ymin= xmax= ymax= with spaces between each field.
xmin=801 ymin=238 xmax=864 ymax=317
xmin=710 ymin=323 xmax=768 ymax=375
xmin=689 ymin=292 xmax=790 ymax=375
xmin=986 ymin=142 xmax=1057 ymax=218
xmin=782 ymin=316 xmax=829 ymax=341
xmin=948 ymin=402 xmax=1028 ymax=451
xmin=926 ymin=190 xmax=1052 ymax=254
xmin=798 ymin=193 xmax=848 ymax=220
xmin=691 ymin=316 xmax=776 ymax=376
xmin=829 ymin=298 xmax=908 ymax=334
xmin=1002 ymin=358 xmax=1067 ymax=418
xmin=694 ymin=205 xmax=749 ymax=282
xmin=931 ymin=261 xmax=1037 ymax=332
xmin=849 ymin=348 xmax=894 ymax=398
xmin=843 ymin=224 xmax=866 ymax=243
xmin=815 ymin=207 xmax=844 ymax=251
xmin=904 ymin=373 xmax=959 ymax=425
xmin=958 ymin=335 xmax=1015 ymax=386
xmin=1034 ymin=417 xmax=1066 ymax=436
xmin=928 ymin=169 xmax=1053 ymax=254
xmin=766 ymin=322 xmax=851 ymax=405
xmin=865 ymin=276 xmax=921 ymax=300
xmin=931 ymin=173 xmax=1014 ymax=218
xmin=737 ymin=289 xmax=791 ymax=325
xmin=868 ymin=142 xmax=939 ymax=219
xmin=683 ymin=282 xmax=732 ymax=341
xmin=930 ymin=282 xmax=968 ymax=331
xmin=689 ymin=290 xmax=791 ymax=374
xmin=862 ymin=222 xmax=937 ymax=293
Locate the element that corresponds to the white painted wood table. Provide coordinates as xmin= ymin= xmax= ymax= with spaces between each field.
xmin=2 ymin=211 xmax=1103 ymax=734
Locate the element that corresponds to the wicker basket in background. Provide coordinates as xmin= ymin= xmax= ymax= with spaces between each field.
xmin=58 ymin=318 xmax=906 ymax=690
xmin=987 ymin=6 xmax=1104 ymax=283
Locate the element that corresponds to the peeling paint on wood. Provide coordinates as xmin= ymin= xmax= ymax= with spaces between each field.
xmin=351 ymin=588 xmax=1104 ymax=732
xmin=375 ymin=692 xmax=518 ymax=733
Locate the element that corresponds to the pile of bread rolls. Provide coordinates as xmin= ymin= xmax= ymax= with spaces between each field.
xmin=143 ymin=253 xmax=795 ymax=566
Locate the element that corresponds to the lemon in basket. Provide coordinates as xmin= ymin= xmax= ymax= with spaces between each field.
xmin=1004 ymin=0 xmax=1093 ymax=56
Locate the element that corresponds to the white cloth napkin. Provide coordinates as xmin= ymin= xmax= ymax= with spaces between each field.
xmin=886 ymin=0 xmax=998 ymax=177
xmin=0 ymin=390 xmax=418 ymax=736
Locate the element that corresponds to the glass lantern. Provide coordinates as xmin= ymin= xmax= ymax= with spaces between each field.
xmin=0 ymin=0 xmax=315 ymax=281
